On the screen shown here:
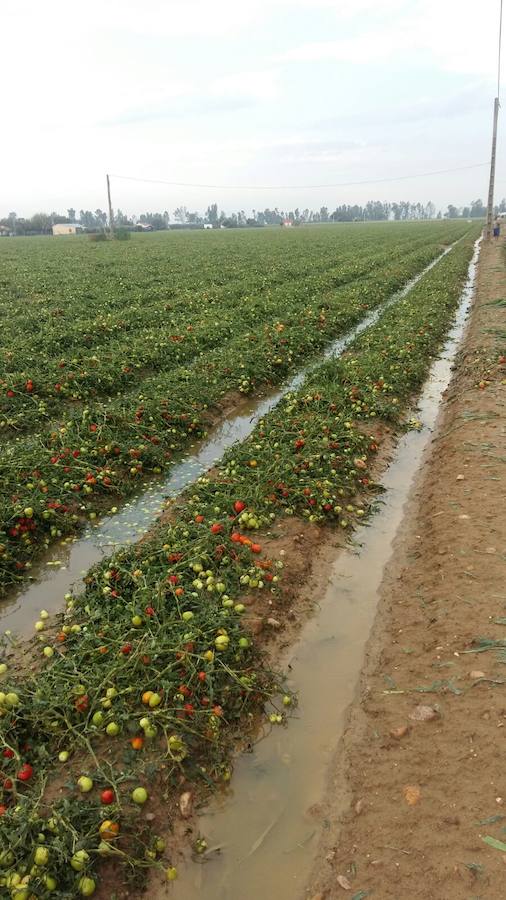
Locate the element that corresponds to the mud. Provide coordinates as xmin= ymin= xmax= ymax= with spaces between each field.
xmin=306 ymin=237 xmax=506 ymax=899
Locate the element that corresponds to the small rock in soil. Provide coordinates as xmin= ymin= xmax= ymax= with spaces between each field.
xmin=403 ymin=784 xmax=421 ymax=806
xmin=355 ymin=798 xmax=364 ymax=815
xmin=179 ymin=791 xmax=193 ymax=818
xmin=266 ymin=617 xmax=281 ymax=628
xmin=337 ymin=874 xmax=352 ymax=890
xmin=409 ymin=704 xmax=439 ymax=722
xmin=470 ymin=670 xmax=486 ymax=679
xmin=390 ymin=725 xmax=410 ymax=739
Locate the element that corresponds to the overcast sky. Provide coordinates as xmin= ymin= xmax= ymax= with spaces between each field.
xmin=3 ymin=0 xmax=505 ymax=217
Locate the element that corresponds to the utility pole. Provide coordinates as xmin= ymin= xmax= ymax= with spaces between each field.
xmin=106 ymin=174 xmax=115 ymax=235
xmin=485 ymin=0 xmax=503 ymax=240
xmin=485 ymin=97 xmax=500 ymax=239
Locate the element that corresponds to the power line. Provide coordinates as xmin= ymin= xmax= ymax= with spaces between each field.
xmin=109 ymin=162 xmax=490 ymax=193
xmin=486 ymin=0 xmax=503 ymax=238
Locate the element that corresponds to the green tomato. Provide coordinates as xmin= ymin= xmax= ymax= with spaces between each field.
xmin=106 ymin=722 xmax=119 ymax=737
xmin=34 ymin=846 xmax=49 ymax=866
xmin=214 ymin=635 xmax=229 ymax=651
xmin=92 ymin=711 xmax=104 ymax=727
xmin=131 ymin=786 xmax=148 ymax=805
xmin=77 ymin=775 xmax=93 ymax=793
xmin=70 ymin=850 xmax=89 ymax=871
xmin=78 ymin=876 xmax=96 ymax=896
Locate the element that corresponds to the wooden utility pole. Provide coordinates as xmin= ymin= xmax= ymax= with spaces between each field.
xmin=106 ymin=174 xmax=115 ymax=235
xmin=485 ymin=97 xmax=500 ymax=239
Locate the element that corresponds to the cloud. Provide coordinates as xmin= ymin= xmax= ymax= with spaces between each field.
xmin=100 ymin=69 xmax=281 ymax=126
xmin=277 ymin=0 xmax=500 ymax=78
xmin=319 ymin=82 xmax=492 ymax=130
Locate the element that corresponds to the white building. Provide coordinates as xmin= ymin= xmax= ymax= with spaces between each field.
xmin=52 ymin=223 xmax=84 ymax=236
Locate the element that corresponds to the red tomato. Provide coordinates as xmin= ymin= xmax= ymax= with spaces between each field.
xmin=250 ymin=543 xmax=262 ymax=554
xmin=17 ymin=763 xmax=33 ymax=782
xmin=0 ymin=805 xmax=7 ymax=815
xmin=210 ymin=523 xmax=223 ymax=534
xmin=2 ymin=749 xmax=14 ymax=759
xmin=231 ymin=533 xmax=242 ymax=543
xmin=3 ymin=779 xmax=13 ymax=791
xmin=74 ymin=694 xmax=89 ymax=713
xmin=121 ymin=643 xmax=132 ymax=655
xmin=101 ymin=789 xmax=115 ymax=805
xmin=233 ymin=500 xmax=246 ymax=513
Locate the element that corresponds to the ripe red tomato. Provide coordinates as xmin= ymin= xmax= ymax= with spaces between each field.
xmin=101 ymin=789 xmax=115 ymax=805
xmin=0 ymin=804 xmax=7 ymax=815
xmin=121 ymin=643 xmax=132 ymax=655
xmin=233 ymin=500 xmax=246 ymax=513
xmin=210 ymin=523 xmax=223 ymax=534
xmin=74 ymin=694 xmax=89 ymax=713
xmin=2 ymin=749 xmax=14 ymax=759
xmin=17 ymin=763 xmax=33 ymax=782
xmin=3 ymin=779 xmax=13 ymax=790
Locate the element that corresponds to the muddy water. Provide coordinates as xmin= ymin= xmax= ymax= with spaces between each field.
xmin=166 ymin=241 xmax=480 ymax=900
xmin=0 ymin=242 xmax=461 ymax=637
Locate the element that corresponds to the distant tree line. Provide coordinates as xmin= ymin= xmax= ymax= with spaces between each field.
xmin=1 ymin=198 xmax=498 ymax=235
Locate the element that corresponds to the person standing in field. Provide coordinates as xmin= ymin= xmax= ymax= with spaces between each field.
xmin=493 ymin=219 xmax=501 ymax=238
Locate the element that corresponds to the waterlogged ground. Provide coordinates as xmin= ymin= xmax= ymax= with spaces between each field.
xmin=307 ymin=237 xmax=506 ymax=899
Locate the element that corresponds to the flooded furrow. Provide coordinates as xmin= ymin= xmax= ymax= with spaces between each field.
xmin=0 ymin=239 xmax=462 ymax=636
xmin=166 ymin=240 xmax=480 ymax=900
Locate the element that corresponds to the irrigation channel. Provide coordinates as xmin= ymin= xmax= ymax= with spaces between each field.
xmin=0 ymin=239 xmax=467 ymax=637
xmin=155 ymin=236 xmax=480 ymax=899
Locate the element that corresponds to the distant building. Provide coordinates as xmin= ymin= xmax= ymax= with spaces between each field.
xmin=52 ymin=223 xmax=84 ymax=236
xmin=0 ymin=225 xmax=10 ymax=237
xmin=203 ymin=223 xmax=213 ymax=230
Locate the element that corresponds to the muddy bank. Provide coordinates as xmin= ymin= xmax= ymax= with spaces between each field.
xmin=306 ymin=238 xmax=506 ymax=899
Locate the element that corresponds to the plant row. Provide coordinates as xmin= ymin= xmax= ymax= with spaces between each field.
xmin=0 ymin=238 xmax=463 ymax=592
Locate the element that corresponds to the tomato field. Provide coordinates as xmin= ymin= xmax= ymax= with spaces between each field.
xmin=0 ymin=222 xmax=479 ymax=897
xmin=0 ymin=222 xmax=471 ymax=592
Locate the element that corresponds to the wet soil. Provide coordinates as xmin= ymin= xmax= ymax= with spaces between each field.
xmin=306 ymin=238 xmax=506 ymax=899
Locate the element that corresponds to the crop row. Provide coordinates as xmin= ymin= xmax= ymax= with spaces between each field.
xmin=0 ymin=232 xmax=477 ymax=898
xmin=0 ymin=238 xmax=466 ymax=592
xmin=0 ymin=230 xmax=461 ymax=433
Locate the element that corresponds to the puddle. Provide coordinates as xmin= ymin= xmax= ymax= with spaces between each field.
xmin=0 ymin=239 xmax=463 ymax=637
xmin=167 ymin=240 xmax=480 ymax=900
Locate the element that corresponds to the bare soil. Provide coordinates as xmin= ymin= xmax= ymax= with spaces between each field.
xmin=305 ymin=237 xmax=506 ymax=899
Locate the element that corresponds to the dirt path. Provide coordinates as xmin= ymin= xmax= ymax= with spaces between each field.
xmin=306 ymin=236 xmax=506 ymax=900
